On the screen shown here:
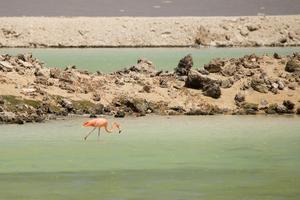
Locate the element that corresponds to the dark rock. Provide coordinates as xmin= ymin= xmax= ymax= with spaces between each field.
xmin=279 ymin=37 xmax=287 ymax=44
xmin=265 ymin=104 xmax=278 ymax=114
xmin=175 ymin=54 xmax=193 ymax=76
xmin=92 ymin=93 xmax=101 ymax=102
xmin=15 ymin=116 xmax=25 ymax=124
xmin=288 ymin=83 xmax=297 ymax=90
xmin=93 ymin=103 xmax=104 ymax=115
xmin=89 ymin=114 xmax=97 ymax=118
xmin=297 ymin=108 xmax=300 ymax=115
xmin=0 ymin=96 xmax=4 ymax=105
xmin=204 ymin=59 xmax=224 ymax=73
xmin=14 ymin=66 xmax=25 ymax=75
xmin=169 ymin=106 xmax=186 ymax=113
xmin=32 ymin=114 xmax=45 ymax=123
xmin=276 ymin=105 xmax=288 ymax=114
xmin=185 ymin=70 xmax=217 ymax=89
xmin=50 ymin=68 xmax=61 ymax=79
xmin=155 ymin=70 xmax=163 ymax=76
xmin=285 ymin=59 xmax=300 ymax=73
xmin=114 ymin=110 xmax=125 ymax=118
xmin=159 ymin=79 xmax=168 ymax=88
xmin=247 ymin=24 xmax=260 ymax=31
xmin=241 ymin=102 xmax=258 ymax=114
xmin=59 ymin=99 xmax=73 ymax=112
xmin=273 ymin=53 xmax=281 ymax=59
xmin=16 ymin=54 xmax=26 ymax=61
xmin=203 ymin=84 xmax=221 ymax=99
xmin=142 ymin=85 xmax=151 ymax=93
xmin=283 ymin=100 xmax=295 ymax=110
xmin=271 ymin=87 xmax=279 ymax=94
xmin=0 ymin=111 xmax=16 ymax=123
xmin=251 ymin=77 xmax=268 ymax=93
xmin=234 ymin=93 xmax=245 ymax=103
xmin=103 ymin=106 xmax=111 ymax=113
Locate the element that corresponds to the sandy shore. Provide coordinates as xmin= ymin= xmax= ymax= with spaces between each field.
xmin=0 ymin=16 xmax=300 ymax=47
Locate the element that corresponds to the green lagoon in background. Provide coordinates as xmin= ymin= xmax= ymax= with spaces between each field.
xmin=1 ymin=47 xmax=300 ymax=73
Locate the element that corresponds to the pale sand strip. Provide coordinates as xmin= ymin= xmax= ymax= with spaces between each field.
xmin=0 ymin=16 xmax=300 ymax=47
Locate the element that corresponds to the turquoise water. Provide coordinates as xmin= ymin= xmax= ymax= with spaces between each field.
xmin=0 ymin=116 xmax=299 ymax=200
xmin=1 ymin=47 xmax=300 ymax=73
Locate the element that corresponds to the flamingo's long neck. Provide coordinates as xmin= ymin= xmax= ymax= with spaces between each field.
xmin=104 ymin=122 xmax=114 ymax=133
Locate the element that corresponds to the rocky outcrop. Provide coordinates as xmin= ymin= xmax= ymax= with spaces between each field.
xmin=0 ymin=52 xmax=300 ymax=124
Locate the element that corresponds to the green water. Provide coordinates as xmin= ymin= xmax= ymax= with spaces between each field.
xmin=1 ymin=47 xmax=300 ymax=73
xmin=0 ymin=116 xmax=299 ymax=200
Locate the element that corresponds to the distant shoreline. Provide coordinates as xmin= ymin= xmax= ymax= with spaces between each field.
xmin=0 ymin=16 xmax=299 ymax=48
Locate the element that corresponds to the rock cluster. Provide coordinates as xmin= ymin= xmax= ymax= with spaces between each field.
xmin=0 ymin=52 xmax=300 ymax=124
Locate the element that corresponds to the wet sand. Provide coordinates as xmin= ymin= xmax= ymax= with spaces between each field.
xmin=0 ymin=0 xmax=299 ymax=16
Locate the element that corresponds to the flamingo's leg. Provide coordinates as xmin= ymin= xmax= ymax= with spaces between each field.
xmin=97 ymin=128 xmax=101 ymax=141
xmin=84 ymin=127 xmax=96 ymax=140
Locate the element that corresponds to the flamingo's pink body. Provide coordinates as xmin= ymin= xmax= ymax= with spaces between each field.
xmin=83 ymin=118 xmax=121 ymax=140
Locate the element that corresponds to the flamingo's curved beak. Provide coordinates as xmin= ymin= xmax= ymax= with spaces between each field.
xmin=119 ymin=130 xmax=122 ymax=134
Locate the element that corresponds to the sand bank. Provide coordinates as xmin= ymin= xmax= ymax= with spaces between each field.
xmin=0 ymin=16 xmax=300 ymax=48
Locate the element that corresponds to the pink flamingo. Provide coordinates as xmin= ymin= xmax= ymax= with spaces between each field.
xmin=83 ymin=118 xmax=121 ymax=141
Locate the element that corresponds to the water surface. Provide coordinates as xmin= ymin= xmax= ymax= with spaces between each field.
xmin=0 ymin=116 xmax=299 ymax=200
xmin=1 ymin=47 xmax=300 ymax=73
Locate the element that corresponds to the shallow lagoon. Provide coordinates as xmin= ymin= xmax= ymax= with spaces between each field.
xmin=0 ymin=115 xmax=299 ymax=200
xmin=1 ymin=47 xmax=300 ymax=73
